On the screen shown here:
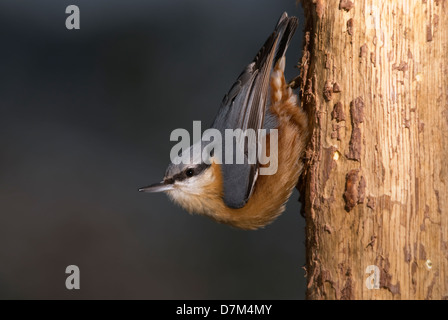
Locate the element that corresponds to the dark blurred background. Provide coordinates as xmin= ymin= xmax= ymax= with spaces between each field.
xmin=0 ymin=0 xmax=306 ymax=299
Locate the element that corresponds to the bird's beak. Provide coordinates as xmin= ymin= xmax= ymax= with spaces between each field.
xmin=138 ymin=181 xmax=174 ymax=193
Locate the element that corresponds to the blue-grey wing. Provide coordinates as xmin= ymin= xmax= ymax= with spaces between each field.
xmin=211 ymin=12 xmax=298 ymax=209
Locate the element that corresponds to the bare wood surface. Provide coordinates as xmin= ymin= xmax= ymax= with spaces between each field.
xmin=298 ymin=0 xmax=448 ymax=299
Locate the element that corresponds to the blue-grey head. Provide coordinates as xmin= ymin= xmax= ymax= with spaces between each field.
xmin=139 ymin=140 xmax=213 ymax=196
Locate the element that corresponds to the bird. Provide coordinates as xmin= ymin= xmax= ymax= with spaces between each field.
xmin=139 ymin=12 xmax=310 ymax=230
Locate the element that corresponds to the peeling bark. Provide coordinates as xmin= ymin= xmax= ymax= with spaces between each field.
xmin=299 ymin=0 xmax=448 ymax=299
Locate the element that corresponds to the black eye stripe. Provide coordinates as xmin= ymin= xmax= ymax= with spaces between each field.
xmin=168 ymin=163 xmax=210 ymax=182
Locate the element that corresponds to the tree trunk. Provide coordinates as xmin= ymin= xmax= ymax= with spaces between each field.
xmin=298 ymin=0 xmax=448 ymax=299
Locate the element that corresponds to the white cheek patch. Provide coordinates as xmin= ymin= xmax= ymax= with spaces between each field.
xmin=174 ymin=177 xmax=203 ymax=195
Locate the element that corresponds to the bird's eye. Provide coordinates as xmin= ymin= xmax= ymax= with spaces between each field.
xmin=186 ymin=168 xmax=194 ymax=177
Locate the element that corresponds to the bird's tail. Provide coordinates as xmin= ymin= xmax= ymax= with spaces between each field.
xmin=250 ymin=12 xmax=298 ymax=78
xmin=273 ymin=12 xmax=298 ymax=67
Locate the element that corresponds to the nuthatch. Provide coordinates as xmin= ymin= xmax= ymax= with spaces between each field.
xmin=140 ymin=12 xmax=309 ymax=230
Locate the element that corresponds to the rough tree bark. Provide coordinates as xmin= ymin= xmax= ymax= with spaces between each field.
xmin=297 ymin=0 xmax=448 ymax=299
